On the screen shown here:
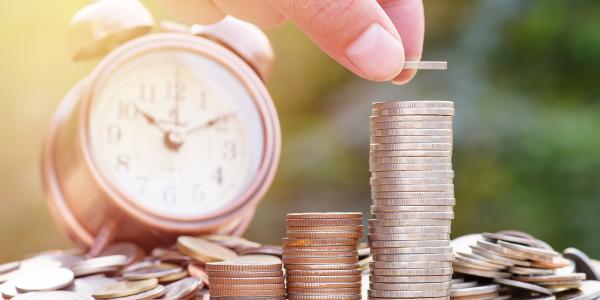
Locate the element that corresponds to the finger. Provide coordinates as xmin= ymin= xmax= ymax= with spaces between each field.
xmin=158 ymin=0 xmax=226 ymax=24
xmin=212 ymin=0 xmax=287 ymax=28
xmin=378 ymin=0 xmax=425 ymax=84
xmin=268 ymin=0 xmax=405 ymax=81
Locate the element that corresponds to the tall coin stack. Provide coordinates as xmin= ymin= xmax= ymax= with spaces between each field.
xmin=283 ymin=212 xmax=363 ymax=300
xmin=368 ymin=101 xmax=455 ymax=299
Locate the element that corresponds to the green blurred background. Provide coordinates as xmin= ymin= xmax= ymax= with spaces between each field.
xmin=1 ymin=0 xmax=600 ymax=262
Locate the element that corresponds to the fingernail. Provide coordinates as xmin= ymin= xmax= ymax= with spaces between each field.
xmin=392 ymin=69 xmax=417 ymax=85
xmin=346 ymin=23 xmax=405 ymax=81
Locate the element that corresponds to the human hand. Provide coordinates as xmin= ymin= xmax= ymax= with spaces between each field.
xmin=159 ymin=0 xmax=424 ymax=84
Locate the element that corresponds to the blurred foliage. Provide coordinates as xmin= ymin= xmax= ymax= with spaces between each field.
xmin=0 ymin=0 xmax=599 ymax=263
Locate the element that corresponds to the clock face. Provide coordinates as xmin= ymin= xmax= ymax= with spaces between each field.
xmin=88 ymin=49 xmax=266 ymax=219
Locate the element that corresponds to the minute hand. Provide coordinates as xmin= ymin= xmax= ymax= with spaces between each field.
xmin=185 ymin=113 xmax=235 ymax=135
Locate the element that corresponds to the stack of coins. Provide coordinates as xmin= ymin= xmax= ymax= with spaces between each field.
xmin=368 ymin=101 xmax=455 ymax=299
xmin=206 ymin=255 xmax=285 ymax=299
xmin=283 ymin=212 xmax=363 ymax=300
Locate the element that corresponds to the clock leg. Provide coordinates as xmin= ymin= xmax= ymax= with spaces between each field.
xmin=86 ymin=216 xmax=123 ymax=258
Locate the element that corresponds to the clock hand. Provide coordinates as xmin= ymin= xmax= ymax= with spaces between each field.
xmin=185 ymin=112 xmax=236 ymax=135
xmin=134 ymin=105 xmax=171 ymax=133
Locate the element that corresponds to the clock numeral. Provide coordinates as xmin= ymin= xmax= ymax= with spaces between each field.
xmin=115 ymin=154 xmax=130 ymax=173
xmin=163 ymin=186 xmax=177 ymax=205
xmin=139 ymin=82 xmax=155 ymax=102
xmin=118 ymin=101 xmax=137 ymax=120
xmin=136 ymin=176 xmax=149 ymax=195
xmin=192 ymin=184 xmax=205 ymax=202
xmin=106 ymin=125 xmax=121 ymax=144
xmin=222 ymin=141 xmax=237 ymax=160
xmin=213 ymin=167 xmax=223 ymax=186
xmin=165 ymin=79 xmax=186 ymax=101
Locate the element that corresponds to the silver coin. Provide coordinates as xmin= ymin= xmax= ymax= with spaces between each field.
xmin=157 ymin=278 xmax=200 ymax=299
xmin=563 ymin=248 xmax=600 ymax=281
xmin=370 ymin=163 xmax=453 ymax=172
xmin=369 ymin=240 xmax=450 ymax=248
xmin=371 ymin=101 xmax=454 ymax=110
xmin=370 ymin=184 xmax=454 ymax=192
xmin=370 ymin=115 xmax=453 ymax=123
xmin=369 ymin=156 xmax=452 ymax=165
xmin=455 ymin=254 xmax=505 ymax=269
xmin=453 ymin=261 xmax=500 ymax=272
xmin=470 ymin=247 xmax=529 ymax=267
xmin=371 ymin=170 xmax=454 ymax=179
xmin=494 ymin=278 xmax=552 ymax=295
xmin=369 ymin=282 xmax=451 ymax=291
xmin=14 ymin=268 xmax=74 ymax=292
xmin=370 ymin=178 xmax=453 ymax=186
xmin=369 ymin=218 xmax=452 ymax=227
xmin=370 ymin=211 xmax=454 ymax=220
xmin=451 ymin=281 xmax=478 ymax=290
xmin=372 ymin=253 xmax=453 ymax=262
xmin=476 ymin=241 xmax=530 ymax=260
xmin=508 ymin=266 xmax=555 ymax=276
xmin=453 ymin=266 xmax=510 ymax=279
xmin=12 ymin=291 xmax=93 ymax=300
xmin=370 ymin=150 xmax=452 ymax=157
xmin=371 ymin=205 xmax=453 ymax=213
xmin=371 ymin=107 xmax=455 ymax=116
xmin=371 ymin=192 xmax=454 ymax=200
xmin=370 ymin=261 xmax=452 ymax=269
xmin=368 ymin=288 xmax=449 ymax=298
xmin=371 ymin=198 xmax=455 ymax=206
xmin=482 ymin=232 xmax=551 ymax=249
xmin=370 ymin=135 xmax=452 ymax=144
xmin=369 ymin=275 xmax=452 ymax=283
xmin=450 ymin=284 xmax=500 ymax=297
xmin=370 ymin=143 xmax=452 ymax=151
xmin=497 ymin=241 xmax=560 ymax=261
xmin=371 ymin=128 xmax=453 ymax=137
xmin=368 ymin=225 xmax=451 ymax=234
xmin=457 ymin=252 xmax=513 ymax=268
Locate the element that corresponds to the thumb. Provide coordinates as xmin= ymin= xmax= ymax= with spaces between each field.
xmin=268 ymin=0 xmax=405 ymax=81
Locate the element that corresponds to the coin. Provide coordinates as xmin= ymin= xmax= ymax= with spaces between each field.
xmin=371 ymin=198 xmax=455 ymax=206
xmin=370 ymin=211 xmax=454 ymax=220
xmin=371 ymin=184 xmax=454 ymax=192
xmin=211 ymin=283 xmax=286 ymax=290
xmin=371 ymin=129 xmax=453 ymax=137
xmin=286 ymin=231 xmax=363 ymax=239
xmin=370 ymin=267 xmax=453 ymax=276
xmin=476 ymin=241 xmax=530 ymax=260
xmin=370 ymin=164 xmax=453 ymax=172
xmin=369 ymin=233 xmax=451 ymax=242
xmin=370 ymin=246 xmax=452 ymax=254
xmin=494 ymin=278 xmax=552 ymax=295
xmin=564 ymin=248 xmax=600 ymax=281
xmin=452 ymin=281 xmax=478 ymax=289
xmin=177 ymin=236 xmax=238 ymax=263
xmin=371 ymin=135 xmax=453 ymax=144
xmin=371 ymin=107 xmax=455 ymax=116
xmin=370 ymin=205 xmax=454 ymax=212
xmin=287 ymin=295 xmax=360 ymax=300
xmin=370 ymin=275 xmax=453 ymax=283
xmin=482 ymin=232 xmax=550 ymax=249
xmin=455 ymin=255 xmax=505 ymax=269
xmin=283 ymin=251 xmax=358 ymax=258
xmin=200 ymin=235 xmax=261 ymax=250
xmin=470 ymin=247 xmax=528 ymax=267
xmin=286 ymin=212 xmax=363 ymax=219
xmin=110 ymin=284 xmax=166 ymax=299
xmin=371 ymin=170 xmax=454 ymax=179
xmin=282 ymin=238 xmax=359 ymax=247
xmin=508 ymin=266 xmax=555 ymax=276
xmin=92 ymin=278 xmax=158 ymax=299
xmin=12 ymin=291 xmax=94 ymax=300
xmin=369 ymin=156 xmax=452 ymax=165
xmin=284 ymin=264 xmax=359 ymax=271
xmin=514 ymin=273 xmax=586 ymax=283
xmin=122 ymin=263 xmax=183 ymax=280
xmin=237 ymin=245 xmax=283 ymax=257
xmin=186 ymin=263 xmax=209 ymax=287
xmin=98 ymin=243 xmax=143 ymax=266
xmin=372 ymin=101 xmax=454 ymax=110
xmin=450 ymin=284 xmax=500 ymax=297
xmin=453 ymin=266 xmax=511 ymax=279
xmin=283 ymin=246 xmax=358 ymax=252
xmin=286 ymin=218 xmax=363 ymax=227
xmin=287 ymin=287 xmax=360 ymax=295
xmin=286 ymin=269 xmax=361 ymax=276
xmin=206 ymin=270 xmax=284 ymax=278
xmin=285 ymin=275 xmax=362 ymax=283
xmin=370 ymin=121 xmax=453 ymax=130
xmin=369 ymin=240 xmax=450 ymax=248
xmin=282 ymin=257 xmax=357 ymax=265
xmin=206 ymin=261 xmax=281 ymax=272
xmin=287 ymin=225 xmax=363 ymax=232
xmin=368 ymin=289 xmax=449 ymax=298
xmin=370 ymin=261 xmax=452 ymax=269
xmin=370 ymin=282 xmax=450 ymax=291
xmin=497 ymin=240 xmax=560 ymax=261
xmin=0 ymin=261 xmax=20 ymax=275
xmin=370 ymin=143 xmax=452 ymax=151
xmin=210 ymin=289 xmax=286 ymax=297
xmin=14 ymin=268 xmax=74 ymax=292
xmin=370 ymin=115 xmax=453 ymax=122
xmin=287 ymin=282 xmax=361 ymax=289
xmin=368 ymin=226 xmax=450 ymax=235
xmin=369 ymin=150 xmax=453 ymax=157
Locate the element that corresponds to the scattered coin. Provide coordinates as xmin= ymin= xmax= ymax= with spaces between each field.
xmin=14 ymin=268 xmax=74 ymax=292
xmin=177 ymin=236 xmax=238 ymax=263
xmin=92 ymin=278 xmax=158 ymax=299
xmin=494 ymin=278 xmax=553 ymax=295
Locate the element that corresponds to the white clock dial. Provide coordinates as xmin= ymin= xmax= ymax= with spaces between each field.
xmin=88 ymin=49 xmax=265 ymax=219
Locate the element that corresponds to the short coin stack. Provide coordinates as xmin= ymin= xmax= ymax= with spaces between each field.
xmin=368 ymin=101 xmax=455 ymax=299
xmin=206 ymin=255 xmax=286 ymax=299
xmin=283 ymin=212 xmax=363 ymax=300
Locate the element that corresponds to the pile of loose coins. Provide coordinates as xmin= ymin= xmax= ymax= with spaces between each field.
xmin=368 ymin=100 xmax=455 ymax=299
xmin=283 ymin=212 xmax=363 ymax=300
xmin=450 ymin=230 xmax=600 ymax=300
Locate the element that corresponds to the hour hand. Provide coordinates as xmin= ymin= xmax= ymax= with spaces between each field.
xmin=134 ymin=105 xmax=170 ymax=133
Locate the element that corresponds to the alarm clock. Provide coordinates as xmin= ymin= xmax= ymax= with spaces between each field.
xmin=42 ymin=0 xmax=281 ymax=252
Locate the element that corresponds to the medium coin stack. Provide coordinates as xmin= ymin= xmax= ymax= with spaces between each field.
xmin=283 ymin=212 xmax=363 ymax=300
xmin=368 ymin=101 xmax=455 ymax=299
xmin=206 ymin=255 xmax=286 ymax=299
